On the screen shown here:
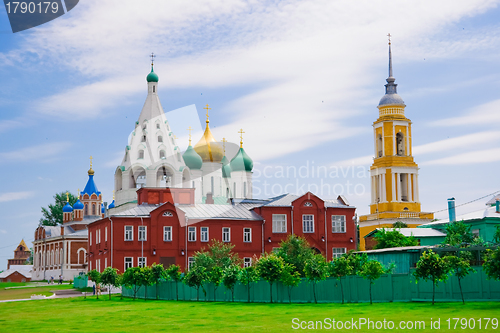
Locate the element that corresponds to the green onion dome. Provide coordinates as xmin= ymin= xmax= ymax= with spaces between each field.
xmin=230 ymin=148 xmax=253 ymax=172
xmin=183 ymin=145 xmax=203 ymax=170
xmin=221 ymin=155 xmax=232 ymax=178
xmin=147 ymin=66 xmax=159 ymax=83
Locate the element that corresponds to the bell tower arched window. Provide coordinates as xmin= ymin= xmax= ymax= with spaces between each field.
xmin=396 ymin=132 xmax=405 ymax=156
xmin=377 ymin=134 xmax=383 ymax=157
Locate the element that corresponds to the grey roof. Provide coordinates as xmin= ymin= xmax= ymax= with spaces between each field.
xmin=365 ymin=228 xmax=446 ymax=238
xmin=261 ymin=194 xmax=299 ymax=207
xmin=178 ymin=204 xmax=263 ymax=221
xmin=485 ymin=194 xmax=500 ymax=206
xmin=360 ymin=245 xmax=436 ymax=254
xmin=378 ymin=93 xmax=405 ymax=107
xmin=8 ymin=265 xmax=32 ymax=272
xmin=421 ymin=205 xmax=500 ymax=225
xmin=0 ymin=267 xmax=32 ymax=279
xmin=110 ymin=204 xmax=160 ymax=217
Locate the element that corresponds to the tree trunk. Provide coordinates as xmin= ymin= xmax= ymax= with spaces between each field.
xmin=340 ymin=278 xmax=344 ymax=304
xmin=248 ymin=284 xmax=251 ymax=303
xmin=144 ymin=285 xmax=147 ymax=301
xmin=176 ymin=281 xmax=179 ymax=301
xmin=313 ymin=282 xmax=317 ymax=304
xmin=369 ymin=281 xmax=372 ymax=305
xmin=197 ymin=287 xmax=199 ymax=302
xmin=214 ymin=285 xmax=217 ymax=302
xmin=288 ymin=287 xmax=292 ymax=304
xmin=432 ymin=279 xmax=435 ymax=305
xmin=156 ymin=283 xmax=159 ymax=300
xmin=232 ymin=288 xmax=235 ymax=302
xmin=270 ymin=283 xmax=273 ymax=303
xmin=109 ymin=287 xmax=112 ymax=300
xmin=458 ymin=277 xmax=464 ymax=305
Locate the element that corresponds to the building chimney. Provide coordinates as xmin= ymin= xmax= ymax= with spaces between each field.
xmin=206 ymin=192 xmax=214 ymax=205
xmin=447 ymin=197 xmax=456 ymax=222
xmin=496 ymin=199 xmax=499 ymax=214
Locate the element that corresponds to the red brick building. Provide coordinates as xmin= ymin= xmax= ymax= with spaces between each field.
xmin=88 ymin=188 xmax=356 ymax=273
xmin=7 ymin=240 xmax=31 ymax=269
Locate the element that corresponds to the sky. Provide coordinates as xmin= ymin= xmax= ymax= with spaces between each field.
xmin=1 ymin=0 xmax=500 ymax=270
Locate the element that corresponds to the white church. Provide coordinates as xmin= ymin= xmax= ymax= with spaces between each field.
xmin=111 ymin=61 xmax=254 ymax=212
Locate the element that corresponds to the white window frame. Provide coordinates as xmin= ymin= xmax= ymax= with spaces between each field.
xmin=188 ymin=257 xmax=195 ymax=270
xmin=125 ymin=226 xmax=133 ymax=241
xmin=302 ymin=215 xmax=314 ymax=233
xmin=243 ymin=228 xmax=252 ymax=243
xmin=332 ymin=247 xmax=346 ymax=259
xmin=90 ymin=231 xmax=92 ymax=246
xmin=200 ymin=227 xmax=209 ymax=242
xmin=332 ymin=215 xmax=346 ymax=233
xmin=188 ymin=227 xmax=196 ymax=242
xmin=243 ymin=257 xmax=252 ymax=267
xmin=138 ymin=257 xmax=147 ymax=268
xmin=104 ymin=257 xmax=107 ymax=269
xmin=164 ymin=226 xmax=172 ymax=241
xmin=124 ymin=257 xmax=133 ymax=270
xmin=138 ymin=226 xmax=147 ymax=241
xmin=105 ymin=227 xmax=108 ymax=242
xmin=272 ymin=214 xmax=287 ymax=233
xmin=98 ymin=229 xmax=101 ymax=244
xmin=222 ymin=227 xmax=231 ymax=242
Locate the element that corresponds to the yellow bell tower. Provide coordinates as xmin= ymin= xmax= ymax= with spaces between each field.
xmin=358 ymin=35 xmax=434 ymax=250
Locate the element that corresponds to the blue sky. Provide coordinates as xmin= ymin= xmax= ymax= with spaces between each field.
xmin=1 ymin=0 xmax=500 ymax=270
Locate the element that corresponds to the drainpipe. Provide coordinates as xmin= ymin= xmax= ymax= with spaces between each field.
xmin=61 ymin=234 xmax=65 ymax=278
xmin=447 ymin=198 xmax=456 ymax=222
xmin=496 ymin=200 xmax=499 ymax=214
xmin=140 ymin=217 xmax=144 ymax=263
xmin=110 ymin=217 xmax=114 ymax=268
xmin=291 ymin=207 xmax=294 ymax=235
xmin=262 ymin=219 xmax=266 ymax=255
xmin=324 ymin=209 xmax=327 ymax=261
xmin=185 ymin=218 xmax=188 ymax=270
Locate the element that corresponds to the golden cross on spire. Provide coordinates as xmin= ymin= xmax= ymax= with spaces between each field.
xmin=150 ymin=52 xmax=156 ymax=66
xmin=174 ymin=134 xmax=178 ymax=140
xmin=203 ymin=104 xmax=211 ymax=123
xmin=238 ymin=129 xmax=245 ymax=148
xmin=89 ymin=156 xmax=93 ymax=168
xmin=221 ymin=138 xmax=227 ymax=154
xmin=187 ymin=126 xmax=193 ymax=145
xmin=387 ymin=33 xmax=391 ymax=45
xmin=112 ymin=190 xmax=115 ymax=200
xmin=66 ymin=191 xmax=69 ymax=202
xmin=77 ymin=189 xmax=80 ymax=200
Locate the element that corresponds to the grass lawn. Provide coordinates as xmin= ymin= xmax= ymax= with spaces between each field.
xmin=0 ymin=283 xmax=74 ymax=301
xmin=0 ymin=296 xmax=499 ymax=332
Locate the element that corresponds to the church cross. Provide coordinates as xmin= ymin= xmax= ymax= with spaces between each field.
xmin=150 ymin=53 xmax=156 ymax=65
xmin=238 ymin=129 xmax=245 ymax=148
xmin=89 ymin=155 xmax=93 ymax=168
xmin=66 ymin=191 xmax=69 ymax=202
xmin=204 ymin=104 xmax=211 ymax=122
xmin=187 ymin=126 xmax=192 ymax=145
xmin=221 ymin=137 xmax=227 ymax=154
xmin=387 ymin=33 xmax=391 ymax=45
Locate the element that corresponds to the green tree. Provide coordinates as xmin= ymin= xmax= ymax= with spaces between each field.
xmin=445 ymin=256 xmax=475 ymax=304
xmin=483 ymin=247 xmax=500 ymax=281
xmin=239 ymin=265 xmax=259 ymax=303
xmin=183 ymin=265 xmax=207 ymax=301
xmin=329 ymin=256 xmax=352 ymax=304
xmin=222 ymin=264 xmax=240 ymax=301
xmin=343 ymin=251 xmax=368 ymax=275
xmin=493 ymin=225 xmax=500 ymax=244
xmin=276 ymin=235 xmax=315 ymax=277
xmin=444 ymin=221 xmax=475 ymax=246
xmin=304 ymin=255 xmax=328 ymax=304
xmin=166 ymin=264 xmax=183 ymax=301
xmin=87 ymin=269 xmax=101 ymax=300
xmin=280 ymin=263 xmax=301 ymax=303
xmin=100 ymin=267 xmax=119 ymax=300
xmin=116 ymin=273 xmax=124 ymax=300
xmin=141 ymin=266 xmax=155 ymax=301
xmin=151 ymin=263 xmax=166 ymax=300
xmin=413 ymin=250 xmax=450 ymax=305
xmin=204 ymin=239 xmax=240 ymax=268
xmin=392 ymin=221 xmax=408 ymax=228
xmin=122 ymin=267 xmax=144 ymax=300
xmin=256 ymin=253 xmax=284 ymax=303
xmin=374 ymin=229 xmax=418 ymax=249
xmin=359 ymin=260 xmax=385 ymax=305
xmin=39 ymin=191 xmax=78 ymax=226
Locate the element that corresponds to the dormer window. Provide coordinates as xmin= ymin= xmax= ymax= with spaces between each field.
xmin=304 ymin=202 xmax=313 ymax=207
xmin=158 ymin=136 xmax=163 ymax=143
xmin=138 ymin=150 xmax=144 ymax=159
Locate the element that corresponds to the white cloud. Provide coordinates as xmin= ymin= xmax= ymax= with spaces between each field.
xmin=0 ymin=229 xmax=6 ymax=234
xmin=0 ymin=142 xmax=71 ymax=162
xmin=430 ymin=99 xmax=500 ymax=127
xmin=422 ymin=148 xmax=500 ymax=165
xmin=0 ymin=191 xmax=35 ymax=203
xmin=414 ymin=131 xmax=500 ymax=155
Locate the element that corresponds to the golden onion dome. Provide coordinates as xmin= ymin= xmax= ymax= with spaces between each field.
xmin=193 ymin=122 xmax=224 ymax=163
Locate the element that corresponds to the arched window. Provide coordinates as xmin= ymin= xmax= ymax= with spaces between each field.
xmin=92 ymin=203 xmax=96 ymax=215
xmin=153 ymin=85 xmax=156 ymax=93
xmin=159 ymin=150 xmax=166 ymax=159
xmin=84 ymin=204 xmax=88 ymax=215
xmin=377 ymin=134 xmax=383 ymax=157
xmin=177 ymin=152 xmax=181 ymax=162
xmin=156 ymin=123 xmax=160 ymax=129
xmin=142 ymin=135 xmax=146 ymax=142
xmin=158 ymin=136 xmax=163 ymax=142
xmin=396 ymin=132 xmax=405 ymax=156
xmin=138 ymin=150 xmax=144 ymax=159
xmin=226 ymin=187 xmax=229 ymax=197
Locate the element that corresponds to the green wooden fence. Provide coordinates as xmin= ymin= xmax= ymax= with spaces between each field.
xmin=122 ymin=266 xmax=500 ymax=303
